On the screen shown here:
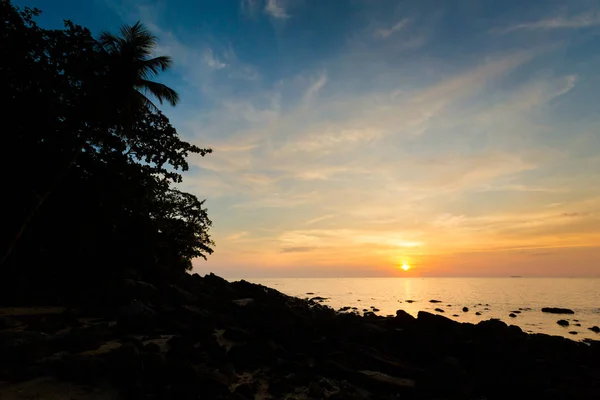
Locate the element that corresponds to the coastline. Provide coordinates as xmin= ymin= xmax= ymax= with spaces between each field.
xmin=1 ymin=273 xmax=599 ymax=399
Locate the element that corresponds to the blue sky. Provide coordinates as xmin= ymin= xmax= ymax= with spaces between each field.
xmin=19 ymin=0 xmax=600 ymax=277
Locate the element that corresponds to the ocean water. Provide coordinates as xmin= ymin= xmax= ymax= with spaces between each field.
xmin=245 ymin=277 xmax=600 ymax=341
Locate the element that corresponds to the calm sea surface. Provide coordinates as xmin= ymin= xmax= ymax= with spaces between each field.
xmin=245 ymin=277 xmax=600 ymax=341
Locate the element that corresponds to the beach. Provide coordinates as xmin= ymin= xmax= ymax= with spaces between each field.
xmin=1 ymin=273 xmax=599 ymax=400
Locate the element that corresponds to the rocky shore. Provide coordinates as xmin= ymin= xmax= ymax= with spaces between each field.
xmin=1 ymin=273 xmax=599 ymax=400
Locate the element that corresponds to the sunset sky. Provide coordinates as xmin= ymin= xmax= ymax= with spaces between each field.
xmin=23 ymin=0 xmax=600 ymax=277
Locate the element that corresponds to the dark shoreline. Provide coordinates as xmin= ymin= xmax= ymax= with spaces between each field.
xmin=1 ymin=273 xmax=600 ymax=399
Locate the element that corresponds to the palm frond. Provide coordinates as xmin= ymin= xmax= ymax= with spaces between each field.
xmin=139 ymin=80 xmax=179 ymax=106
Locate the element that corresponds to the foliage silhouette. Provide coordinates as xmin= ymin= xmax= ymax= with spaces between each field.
xmin=0 ymin=0 xmax=213 ymax=304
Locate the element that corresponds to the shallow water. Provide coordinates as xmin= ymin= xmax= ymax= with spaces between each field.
xmin=245 ymin=277 xmax=600 ymax=341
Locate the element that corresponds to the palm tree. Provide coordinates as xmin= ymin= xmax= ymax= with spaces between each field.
xmin=97 ymin=21 xmax=180 ymax=114
xmin=0 ymin=22 xmax=179 ymax=268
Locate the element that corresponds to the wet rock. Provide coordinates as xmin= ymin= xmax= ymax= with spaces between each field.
xmin=589 ymin=326 xmax=600 ymax=333
xmin=542 ymin=307 xmax=575 ymax=314
xmin=557 ymin=320 xmax=569 ymax=327
xmin=434 ymin=308 xmax=445 ymax=313
xmin=509 ymin=313 xmax=517 ymax=318
xmin=429 ymin=300 xmax=442 ymax=303
xmin=462 ymin=307 xmax=469 ymax=312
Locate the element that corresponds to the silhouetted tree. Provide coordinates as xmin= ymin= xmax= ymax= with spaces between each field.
xmin=0 ymin=1 xmax=214 ymax=304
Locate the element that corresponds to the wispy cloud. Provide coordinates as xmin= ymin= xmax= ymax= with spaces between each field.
xmin=265 ymin=0 xmax=289 ymax=19
xmin=377 ymin=18 xmax=411 ymax=38
xmin=204 ymin=48 xmax=227 ymax=69
xmin=495 ymin=12 xmax=600 ymax=33
xmin=305 ymin=214 xmax=336 ymax=225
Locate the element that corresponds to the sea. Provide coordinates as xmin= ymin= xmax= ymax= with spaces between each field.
xmin=244 ymin=277 xmax=600 ymax=342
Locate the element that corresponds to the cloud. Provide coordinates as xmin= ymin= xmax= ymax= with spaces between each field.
xmin=204 ymin=48 xmax=227 ymax=69
xmin=305 ymin=214 xmax=336 ymax=225
xmin=280 ymin=246 xmax=316 ymax=253
xmin=377 ymin=18 xmax=411 ymax=38
xmin=227 ymin=231 xmax=249 ymax=240
xmin=495 ymin=12 xmax=600 ymax=33
xmin=240 ymin=0 xmax=262 ymax=18
xmin=265 ymin=0 xmax=289 ymax=19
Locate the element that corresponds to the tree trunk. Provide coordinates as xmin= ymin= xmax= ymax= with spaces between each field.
xmin=0 ymin=141 xmax=87 ymax=268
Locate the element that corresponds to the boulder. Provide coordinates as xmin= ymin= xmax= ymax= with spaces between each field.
xmin=509 ymin=313 xmax=517 ymax=318
xmin=429 ymin=300 xmax=442 ymax=303
xmin=475 ymin=311 xmax=482 ymax=316
xmin=556 ymin=320 xmax=569 ymax=327
xmin=395 ymin=310 xmax=415 ymax=325
xmin=589 ymin=326 xmax=600 ymax=333
xmin=541 ymin=307 xmax=575 ymax=314
xmin=462 ymin=307 xmax=469 ymax=312
xmin=434 ymin=308 xmax=445 ymax=313
xmin=405 ymin=300 xmax=415 ymax=303
xmin=166 ymin=285 xmax=198 ymax=305
xmin=569 ymin=331 xmax=578 ymax=335
xmin=117 ymin=300 xmax=156 ymax=331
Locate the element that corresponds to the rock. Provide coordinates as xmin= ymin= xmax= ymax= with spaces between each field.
xmin=405 ymin=300 xmax=415 ymax=303
xmin=0 ymin=316 xmax=21 ymax=329
xmin=589 ymin=326 xmax=600 ymax=333
xmin=306 ymin=292 xmax=315 ymax=295
xmin=117 ymin=300 xmax=156 ymax=331
xmin=510 ymin=310 xmax=521 ymax=314
xmin=557 ymin=320 xmax=569 ymax=327
xmin=462 ymin=307 xmax=469 ymax=312
xmin=452 ymin=314 xmax=459 ymax=317
xmin=429 ymin=300 xmax=442 ymax=303
xmin=542 ymin=307 xmax=575 ymax=314
xmin=122 ymin=279 xmax=160 ymax=303
xmin=575 ymin=323 xmax=581 ymax=327
xmin=372 ymin=308 xmax=380 ymax=312
xmin=167 ymin=284 xmax=198 ymax=305
xmin=434 ymin=308 xmax=445 ymax=313
xmin=475 ymin=312 xmax=482 ymax=315
xmin=569 ymin=331 xmax=578 ymax=335
xmin=363 ymin=311 xmax=376 ymax=317
xmin=509 ymin=313 xmax=517 ymax=318
xmin=395 ymin=310 xmax=415 ymax=325
xmin=358 ymin=370 xmax=415 ymax=389
xmin=232 ymin=298 xmax=254 ymax=307
xmin=310 ymin=296 xmax=328 ymax=302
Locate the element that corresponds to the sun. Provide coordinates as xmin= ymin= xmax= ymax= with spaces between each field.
xmin=401 ymin=263 xmax=411 ymax=271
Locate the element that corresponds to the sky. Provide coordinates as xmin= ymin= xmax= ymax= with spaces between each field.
xmin=18 ymin=0 xmax=600 ymax=278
